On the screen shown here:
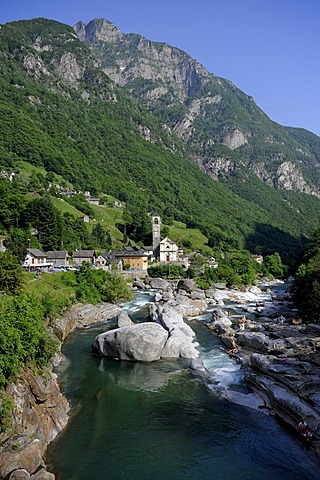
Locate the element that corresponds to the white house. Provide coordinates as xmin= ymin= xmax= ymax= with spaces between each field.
xmin=23 ymin=248 xmax=53 ymax=271
xmin=88 ymin=197 xmax=100 ymax=205
xmin=95 ymin=251 xmax=122 ymax=270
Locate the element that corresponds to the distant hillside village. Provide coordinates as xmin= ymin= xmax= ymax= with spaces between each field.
xmin=20 ymin=216 xmax=217 ymax=274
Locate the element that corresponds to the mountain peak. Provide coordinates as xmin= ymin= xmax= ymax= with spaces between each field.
xmin=74 ymin=18 xmax=123 ymax=44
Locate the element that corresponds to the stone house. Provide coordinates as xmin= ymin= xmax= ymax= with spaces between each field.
xmin=142 ymin=245 xmax=155 ymax=262
xmin=0 ymin=170 xmax=15 ymax=182
xmin=46 ymin=250 xmax=69 ymax=267
xmin=0 ymin=236 xmax=6 ymax=253
xmin=252 ymin=255 xmax=264 ymax=264
xmin=72 ymin=250 xmax=96 ymax=265
xmin=207 ymin=256 xmax=219 ymax=268
xmin=79 ymin=215 xmax=90 ymax=223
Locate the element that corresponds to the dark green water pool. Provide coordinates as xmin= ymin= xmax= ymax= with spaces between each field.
xmin=47 ymin=295 xmax=320 ymax=480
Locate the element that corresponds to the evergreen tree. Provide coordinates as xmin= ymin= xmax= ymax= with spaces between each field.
xmin=23 ymin=196 xmax=62 ymax=251
xmin=123 ymin=205 xmax=152 ymax=245
xmin=0 ymin=178 xmax=25 ymax=231
xmin=0 ymin=251 xmax=23 ymax=294
xmin=92 ymin=222 xmax=112 ymax=248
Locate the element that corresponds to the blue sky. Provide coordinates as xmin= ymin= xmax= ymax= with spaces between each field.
xmin=1 ymin=0 xmax=319 ymax=136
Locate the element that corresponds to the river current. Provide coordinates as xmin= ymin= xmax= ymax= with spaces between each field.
xmin=48 ymin=291 xmax=320 ymax=479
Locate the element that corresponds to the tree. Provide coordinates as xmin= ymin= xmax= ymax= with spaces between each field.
xmin=0 ymin=251 xmax=23 ymax=294
xmin=302 ymin=228 xmax=320 ymax=263
xmin=4 ymin=227 xmax=30 ymax=262
xmin=0 ymin=178 xmax=25 ymax=231
xmin=92 ymin=223 xmax=112 ymax=248
xmin=264 ymin=252 xmax=284 ymax=278
xmin=66 ymin=194 xmax=95 ymax=218
xmin=0 ymin=294 xmax=58 ymax=388
xmin=23 ymin=196 xmax=62 ymax=251
xmin=292 ymin=255 xmax=320 ymax=324
xmin=123 ymin=205 xmax=152 ymax=245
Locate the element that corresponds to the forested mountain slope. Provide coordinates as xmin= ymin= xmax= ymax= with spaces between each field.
xmin=0 ymin=18 xmax=319 ymax=260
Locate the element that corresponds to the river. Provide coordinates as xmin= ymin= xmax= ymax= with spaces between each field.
xmin=47 ymin=291 xmax=320 ymax=479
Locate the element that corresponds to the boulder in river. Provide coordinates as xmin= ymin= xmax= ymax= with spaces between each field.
xmin=149 ymin=277 xmax=171 ymax=291
xmin=93 ymin=323 xmax=168 ymax=362
xmin=177 ymin=278 xmax=196 ymax=293
xmin=117 ymin=311 xmax=133 ymax=328
xmin=154 ymin=304 xmax=199 ymax=358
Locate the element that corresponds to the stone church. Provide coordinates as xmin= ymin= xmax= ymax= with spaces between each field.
xmin=152 ymin=215 xmax=180 ymax=263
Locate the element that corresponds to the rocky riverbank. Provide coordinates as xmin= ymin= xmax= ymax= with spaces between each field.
xmin=206 ymin=285 xmax=320 ymax=454
xmin=0 ymin=303 xmax=121 ymax=480
xmin=131 ymin=277 xmax=320 ymax=457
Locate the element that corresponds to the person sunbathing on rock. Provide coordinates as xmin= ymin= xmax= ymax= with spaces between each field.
xmin=298 ymin=420 xmax=313 ymax=441
xmin=298 ymin=420 xmax=307 ymax=432
xmin=239 ymin=321 xmax=246 ymax=331
xmin=227 ymin=338 xmax=238 ymax=355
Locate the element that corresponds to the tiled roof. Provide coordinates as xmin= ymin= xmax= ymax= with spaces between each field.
xmin=46 ymin=250 xmax=68 ymax=259
xmin=72 ymin=250 xmax=96 ymax=258
xmin=115 ymin=250 xmax=147 ymax=258
xmin=28 ymin=248 xmax=45 ymax=257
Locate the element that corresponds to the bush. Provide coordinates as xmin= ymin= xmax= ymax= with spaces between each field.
xmin=0 ymin=295 xmax=59 ymax=388
xmin=195 ymin=278 xmax=211 ymax=290
xmin=148 ymin=264 xmax=186 ymax=279
xmin=263 ymin=252 xmax=284 ymax=278
xmin=0 ymin=391 xmax=14 ymax=433
xmin=75 ymin=263 xmax=133 ymax=304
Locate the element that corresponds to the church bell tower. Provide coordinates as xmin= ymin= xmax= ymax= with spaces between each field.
xmin=152 ymin=215 xmax=161 ymax=252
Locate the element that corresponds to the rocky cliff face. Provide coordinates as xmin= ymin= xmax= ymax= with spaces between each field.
xmin=75 ymin=18 xmax=320 ymax=196
xmin=0 ymin=370 xmax=68 ymax=480
xmin=74 ymin=19 xmax=209 ymax=101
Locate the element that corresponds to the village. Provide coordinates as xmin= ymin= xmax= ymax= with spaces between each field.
xmin=22 ymin=215 xmax=218 ymax=274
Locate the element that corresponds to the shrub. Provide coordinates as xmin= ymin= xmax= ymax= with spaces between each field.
xmin=0 ymin=295 xmax=59 ymax=388
xmin=75 ymin=263 xmax=133 ymax=304
xmin=0 ymin=391 xmax=14 ymax=433
xmin=148 ymin=264 xmax=186 ymax=279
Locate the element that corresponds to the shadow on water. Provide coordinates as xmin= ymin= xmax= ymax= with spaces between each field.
xmin=47 ymin=296 xmax=320 ymax=480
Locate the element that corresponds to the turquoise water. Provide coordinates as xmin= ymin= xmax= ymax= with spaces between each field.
xmin=48 ymin=294 xmax=320 ymax=480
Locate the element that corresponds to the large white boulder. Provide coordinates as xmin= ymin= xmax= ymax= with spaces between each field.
xmin=93 ymin=323 xmax=168 ymax=362
xmin=151 ymin=304 xmax=199 ymax=359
